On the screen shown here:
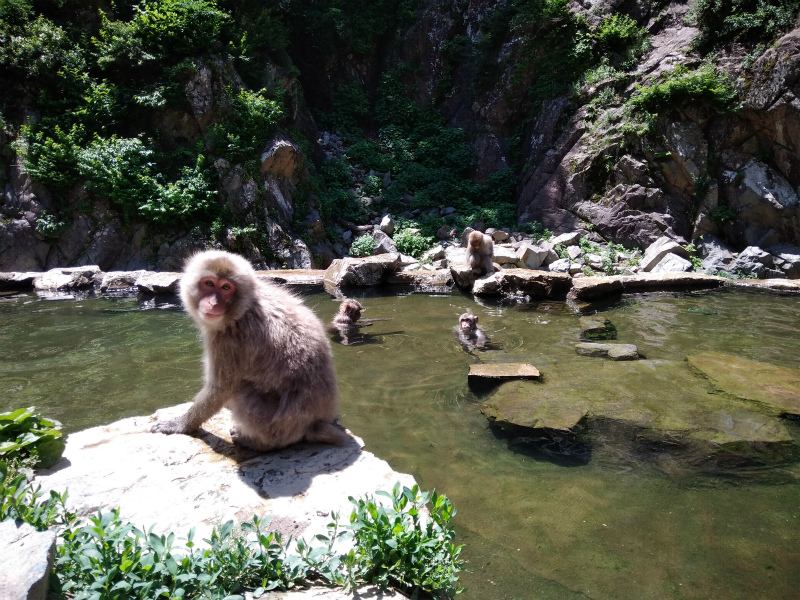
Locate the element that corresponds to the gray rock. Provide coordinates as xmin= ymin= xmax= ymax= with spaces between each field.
xmin=640 ymin=236 xmax=690 ymax=272
xmin=0 ymin=520 xmax=56 ymax=600
xmin=135 ymin=272 xmax=181 ymax=295
xmin=548 ymin=258 xmax=571 ymax=273
xmin=342 ymin=230 xmax=353 ymax=242
xmin=444 ymin=244 xmax=467 ymax=266
xmin=379 ymin=215 xmax=395 ymax=236
xmin=516 ymin=243 xmax=550 ymax=269
xmin=567 ymin=245 xmax=583 ymax=260
xmin=33 ymin=266 xmax=101 ymax=291
xmin=100 ymin=270 xmax=147 ymax=293
xmin=422 ymin=244 xmax=446 ymax=262
xmin=323 ymin=254 xmax=401 ymax=289
xmin=575 ymin=342 xmax=639 ymax=361
xmin=372 ymin=230 xmax=398 ymax=254
xmin=767 ymin=244 xmax=800 ymax=278
xmin=651 ymin=253 xmax=693 ymax=273
xmin=729 ymin=246 xmax=773 ymax=278
xmin=551 ymin=231 xmax=583 ymax=246
xmin=492 ymin=245 xmax=520 ymax=265
xmin=491 ymin=229 xmax=510 ymax=242
xmin=697 ymin=234 xmax=734 ymax=273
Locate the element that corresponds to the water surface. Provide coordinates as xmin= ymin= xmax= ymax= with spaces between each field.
xmin=1 ymin=287 xmax=799 ymax=599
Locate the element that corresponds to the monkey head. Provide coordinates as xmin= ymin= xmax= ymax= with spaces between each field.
xmin=468 ymin=230 xmax=486 ymax=249
xmin=459 ymin=312 xmax=478 ymax=331
xmin=181 ymin=250 xmax=258 ymax=330
xmin=342 ymin=299 xmax=363 ymax=322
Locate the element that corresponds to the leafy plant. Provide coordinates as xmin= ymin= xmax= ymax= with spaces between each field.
xmin=0 ymin=407 xmax=65 ymax=468
xmin=35 ymin=211 xmax=68 ymax=239
xmin=0 ymin=461 xmax=70 ymax=531
xmin=711 ymin=205 xmax=737 ymax=223
xmin=691 ymin=0 xmax=799 ymax=52
xmin=393 ymin=228 xmax=434 ymax=258
xmin=350 ymin=234 xmax=377 ymax=257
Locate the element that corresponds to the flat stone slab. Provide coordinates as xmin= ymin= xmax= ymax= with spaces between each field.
xmin=726 ymin=279 xmax=800 ymax=293
xmin=568 ymin=273 xmax=725 ymax=301
xmin=575 ymin=342 xmax=639 ymax=360
xmin=687 ymin=352 xmax=800 ymax=417
xmin=257 ymin=269 xmax=326 ymax=285
xmin=385 ymin=269 xmax=454 ymax=292
xmin=469 ymin=363 xmax=540 ymax=382
xmin=35 ymin=405 xmax=415 ymax=546
xmin=481 ymin=380 xmax=588 ymax=433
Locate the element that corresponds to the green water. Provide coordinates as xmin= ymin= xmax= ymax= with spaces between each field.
xmin=1 ymin=288 xmax=799 ymax=599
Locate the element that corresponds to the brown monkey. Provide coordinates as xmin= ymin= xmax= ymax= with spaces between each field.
xmin=454 ymin=312 xmax=488 ymax=353
xmin=326 ymin=299 xmax=370 ymax=346
xmin=465 ymin=230 xmax=494 ymax=276
xmin=151 ymin=250 xmax=347 ymax=451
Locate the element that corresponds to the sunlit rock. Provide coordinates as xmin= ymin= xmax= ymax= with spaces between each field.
xmin=651 ymin=253 xmax=693 ymax=274
xmin=33 ymin=266 xmax=100 ymax=291
xmin=35 ymin=406 xmax=415 ymax=547
xmin=323 ymin=254 xmax=401 ymax=291
xmin=0 ymin=520 xmax=55 ymax=600
xmin=640 ymin=236 xmax=690 ymax=272
xmin=135 ymin=271 xmax=181 ymax=295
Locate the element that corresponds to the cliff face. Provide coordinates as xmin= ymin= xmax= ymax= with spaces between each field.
xmin=2 ymin=0 xmax=799 ymax=271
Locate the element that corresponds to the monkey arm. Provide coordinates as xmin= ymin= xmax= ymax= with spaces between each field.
xmin=151 ymin=384 xmax=227 ymax=435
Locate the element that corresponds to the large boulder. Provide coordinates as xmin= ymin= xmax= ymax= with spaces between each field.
xmin=323 ymin=254 xmax=401 ymax=290
xmin=640 ymin=236 xmax=690 ymax=272
xmin=697 ymin=234 xmax=735 ymax=273
xmin=767 ymin=244 xmax=800 ymax=278
xmin=36 ymin=406 xmax=416 ymax=548
xmin=650 ymin=253 xmax=693 ymax=274
xmin=33 ymin=266 xmax=101 ymax=291
xmin=729 ymin=246 xmax=773 ymax=278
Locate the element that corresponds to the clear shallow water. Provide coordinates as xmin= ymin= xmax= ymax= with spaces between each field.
xmin=1 ymin=288 xmax=799 ymax=599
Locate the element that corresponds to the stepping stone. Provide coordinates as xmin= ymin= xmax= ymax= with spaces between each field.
xmin=575 ymin=342 xmax=639 ymax=360
xmin=468 ymin=363 xmax=540 ymax=384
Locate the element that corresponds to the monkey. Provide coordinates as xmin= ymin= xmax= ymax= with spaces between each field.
xmin=326 ymin=299 xmax=395 ymax=346
xmin=151 ymin=250 xmax=348 ymax=452
xmin=465 ymin=230 xmax=494 ymax=276
xmin=326 ymin=299 xmax=370 ymax=345
xmin=454 ymin=312 xmax=489 ymax=353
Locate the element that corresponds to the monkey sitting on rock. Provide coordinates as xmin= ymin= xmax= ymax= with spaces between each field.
xmin=465 ymin=230 xmax=495 ymax=276
xmin=151 ymin=250 xmax=348 ymax=452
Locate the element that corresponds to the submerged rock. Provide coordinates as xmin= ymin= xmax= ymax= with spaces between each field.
xmin=575 ymin=342 xmax=639 ymax=360
xmin=687 ymin=352 xmax=800 ymax=418
xmin=479 ymin=359 xmax=800 ymax=469
xmin=579 ymin=315 xmax=617 ymax=341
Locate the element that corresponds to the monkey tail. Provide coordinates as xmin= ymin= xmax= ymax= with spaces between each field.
xmin=305 ymin=420 xmax=350 ymax=446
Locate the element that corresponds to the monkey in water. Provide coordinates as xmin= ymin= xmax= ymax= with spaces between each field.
xmin=326 ymin=299 xmax=395 ymax=346
xmin=151 ymin=250 xmax=348 ymax=452
xmin=465 ymin=230 xmax=494 ymax=276
xmin=454 ymin=312 xmax=489 ymax=353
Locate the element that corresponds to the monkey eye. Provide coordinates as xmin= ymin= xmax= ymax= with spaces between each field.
xmin=221 ymin=283 xmax=231 ymax=291
xmin=204 ymin=280 xmax=214 ymax=287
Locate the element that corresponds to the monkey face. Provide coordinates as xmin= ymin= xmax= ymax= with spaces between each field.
xmin=459 ymin=314 xmax=477 ymax=331
xmin=197 ymin=276 xmax=237 ymax=322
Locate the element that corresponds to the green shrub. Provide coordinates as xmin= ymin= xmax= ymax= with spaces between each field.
xmin=0 ymin=13 xmax=85 ymax=79
xmin=35 ymin=211 xmax=68 ymax=239
xmin=627 ymin=65 xmax=739 ymax=115
xmin=96 ymin=0 xmax=230 ymax=67
xmin=349 ymin=234 xmax=376 ymax=257
xmin=19 ymin=124 xmax=84 ymax=194
xmin=0 ymin=407 xmax=65 ymax=468
xmin=361 ymin=174 xmax=383 ymax=196
xmin=692 ymin=0 xmax=799 ymax=51
xmin=393 ymin=228 xmax=434 ymax=258
xmin=212 ymin=87 xmax=283 ymax=163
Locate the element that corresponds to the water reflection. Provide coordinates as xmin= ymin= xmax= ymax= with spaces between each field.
xmin=1 ymin=288 xmax=799 ymax=599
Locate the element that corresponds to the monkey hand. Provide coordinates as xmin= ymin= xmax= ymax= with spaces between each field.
xmin=151 ymin=417 xmax=188 ymax=435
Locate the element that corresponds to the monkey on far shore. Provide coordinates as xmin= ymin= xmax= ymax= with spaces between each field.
xmin=466 ymin=230 xmax=494 ymax=276
xmin=151 ymin=250 xmax=348 ymax=452
xmin=455 ymin=312 xmax=489 ymax=353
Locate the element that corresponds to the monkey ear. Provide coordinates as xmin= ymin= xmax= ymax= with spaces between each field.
xmin=474 ymin=316 xmax=479 ymax=323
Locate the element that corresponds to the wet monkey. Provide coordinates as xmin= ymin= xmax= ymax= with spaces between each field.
xmin=151 ymin=250 xmax=347 ymax=451
xmin=466 ymin=230 xmax=494 ymax=276
xmin=455 ymin=312 xmax=488 ymax=352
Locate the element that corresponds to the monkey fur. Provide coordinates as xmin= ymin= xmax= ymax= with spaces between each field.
xmin=465 ymin=230 xmax=495 ymax=276
xmin=454 ymin=312 xmax=488 ymax=352
xmin=151 ymin=250 xmax=347 ymax=451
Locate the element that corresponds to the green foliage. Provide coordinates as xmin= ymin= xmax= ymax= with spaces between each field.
xmin=393 ymin=228 xmax=434 ymax=258
xmin=361 ymin=174 xmax=383 ymax=197
xmin=0 ymin=12 xmax=85 ymax=79
xmin=349 ymin=234 xmax=377 ymax=257
xmin=54 ymin=511 xmax=304 ymax=599
xmin=691 ymin=0 xmax=800 ymax=52
xmin=711 ymin=205 xmax=737 ymax=223
xmin=96 ymin=0 xmax=230 ymax=67
xmin=625 ymin=65 xmax=739 ymax=133
xmin=212 ymin=87 xmax=283 ymax=163
xmin=0 ymin=461 xmax=70 ymax=531
xmin=35 ymin=211 xmax=68 ymax=239
xmin=0 ymin=407 xmax=65 ymax=469
xmin=19 ymin=124 xmax=84 ymax=194
xmin=591 ymin=13 xmax=650 ymax=68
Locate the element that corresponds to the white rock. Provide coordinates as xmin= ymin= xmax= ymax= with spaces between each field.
xmin=640 ymin=236 xmax=689 ymax=272
xmin=36 ymin=406 xmax=416 ymax=547
xmin=516 ymin=244 xmax=549 ymax=269
xmin=551 ymin=232 xmax=583 ymax=246
xmin=651 ymin=253 xmax=693 ymax=273
xmin=492 ymin=245 xmax=521 ymax=265
xmin=0 ymin=520 xmax=55 ymax=600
